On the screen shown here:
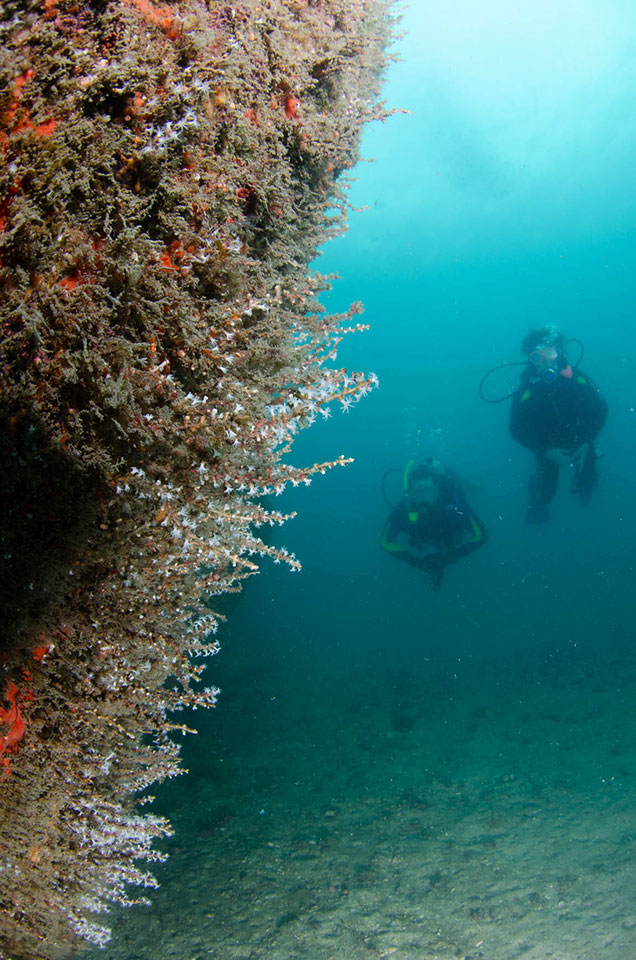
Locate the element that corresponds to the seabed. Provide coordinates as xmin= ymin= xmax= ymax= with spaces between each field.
xmin=95 ymin=605 xmax=636 ymax=960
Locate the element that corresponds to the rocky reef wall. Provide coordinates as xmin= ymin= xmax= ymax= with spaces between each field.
xmin=0 ymin=1 xmax=396 ymax=956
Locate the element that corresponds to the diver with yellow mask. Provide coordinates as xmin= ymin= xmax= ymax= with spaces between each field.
xmin=381 ymin=458 xmax=488 ymax=591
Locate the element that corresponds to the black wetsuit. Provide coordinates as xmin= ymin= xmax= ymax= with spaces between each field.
xmin=381 ymin=476 xmax=487 ymax=589
xmin=509 ymin=368 xmax=608 ymax=517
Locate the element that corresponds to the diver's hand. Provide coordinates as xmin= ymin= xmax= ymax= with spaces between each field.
xmin=545 ymin=447 xmax=574 ymax=466
xmin=545 ymin=444 xmax=589 ymax=467
xmin=569 ymin=443 xmax=590 ymax=469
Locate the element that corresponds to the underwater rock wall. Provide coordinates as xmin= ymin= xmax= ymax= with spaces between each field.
xmin=0 ymin=1 xmax=395 ymax=956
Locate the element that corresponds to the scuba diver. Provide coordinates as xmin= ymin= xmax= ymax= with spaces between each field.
xmin=508 ymin=326 xmax=608 ymax=523
xmin=381 ymin=458 xmax=488 ymax=591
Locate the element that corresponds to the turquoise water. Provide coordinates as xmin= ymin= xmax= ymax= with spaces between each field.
xmin=97 ymin=3 xmax=636 ymax=958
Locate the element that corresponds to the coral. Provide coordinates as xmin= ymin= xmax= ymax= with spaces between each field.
xmin=0 ymin=0 xmax=397 ymax=956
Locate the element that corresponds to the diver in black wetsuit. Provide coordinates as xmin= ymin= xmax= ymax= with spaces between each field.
xmin=381 ymin=459 xmax=488 ymax=591
xmin=509 ymin=326 xmax=608 ymax=524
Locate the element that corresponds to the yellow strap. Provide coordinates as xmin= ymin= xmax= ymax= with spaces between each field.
xmin=380 ymin=521 xmax=404 ymax=553
xmin=382 ymin=539 xmax=404 ymax=553
xmin=465 ymin=515 xmax=484 ymax=544
xmin=403 ymin=459 xmax=414 ymax=493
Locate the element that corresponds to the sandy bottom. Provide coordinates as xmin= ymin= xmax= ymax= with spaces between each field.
xmin=92 ymin=628 xmax=636 ymax=960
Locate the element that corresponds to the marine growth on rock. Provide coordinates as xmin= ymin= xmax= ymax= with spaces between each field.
xmin=0 ymin=0 xmax=397 ymax=955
